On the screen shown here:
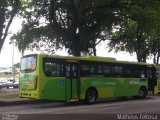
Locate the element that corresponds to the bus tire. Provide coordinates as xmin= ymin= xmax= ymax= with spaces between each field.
xmin=85 ymin=88 xmax=97 ymax=104
xmin=139 ymin=87 xmax=147 ymax=99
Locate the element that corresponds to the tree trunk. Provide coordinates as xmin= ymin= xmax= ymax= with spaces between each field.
xmin=142 ymin=53 xmax=146 ymax=63
xmin=93 ymin=46 xmax=96 ymax=56
xmin=74 ymin=41 xmax=81 ymax=57
xmin=136 ymin=24 xmax=142 ymax=62
xmin=71 ymin=0 xmax=81 ymax=56
xmin=0 ymin=8 xmax=5 ymax=51
xmin=136 ymin=23 xmax=147 ymax=62
xmin=137 ymin=53 xmax=142 ymax=62
xmin=157 ymin=45 xmax=160 ymax=64
xmin=0 ymin=0 xmax=20 ymax=52
xmin=153 ymin=53 xmax=156 ymax=64
xmin=157 ymin=53 xmax=160 ymax=64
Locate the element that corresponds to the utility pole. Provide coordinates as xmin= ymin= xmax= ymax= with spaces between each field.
xmin=12 ymin=40 xmax=15 ymax=82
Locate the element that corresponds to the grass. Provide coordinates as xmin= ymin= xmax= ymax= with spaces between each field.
xmin=0 ymin=91 xmax=18 ymax=99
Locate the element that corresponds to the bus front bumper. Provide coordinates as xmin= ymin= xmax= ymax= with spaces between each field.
xmin=19 ymin=91 xmax=39 ymax=99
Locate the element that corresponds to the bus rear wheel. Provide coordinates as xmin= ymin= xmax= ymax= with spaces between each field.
xmin=85 ymin=88 xmax=97 ymax=104
xmin=139 ymin=88 xmax=147 ymax=99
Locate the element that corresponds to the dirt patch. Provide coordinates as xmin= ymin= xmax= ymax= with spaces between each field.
xmin=0 ymin=88 xmax=24 ymax=101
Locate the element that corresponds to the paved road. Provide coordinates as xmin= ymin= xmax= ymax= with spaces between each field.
xmin=0 ymin=96 xmax=160 ymax=120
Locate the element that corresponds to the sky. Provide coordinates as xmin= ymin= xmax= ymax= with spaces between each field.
xmin=0 ymin=18 xmax=152 ymax=68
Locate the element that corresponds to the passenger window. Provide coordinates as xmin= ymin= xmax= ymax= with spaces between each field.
xmin=97 ymin=65 xmax=102 ymax=74
xmin=103 ymin=65 xmax=112 ymax=74
xmin=81 ymin=64 xmax=90 ymax=75
xmin=91 ymin=65 xmax=95 ymax=74
xmin=43 ymin=58 xmax=64 ymax=76
xmin=114 ymin=66 xmax=123 ymax=76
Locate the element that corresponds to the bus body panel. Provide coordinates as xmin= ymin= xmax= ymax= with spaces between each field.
xmin=156 ymin=64 xmax=160 ymax=93
xmin=39 ymin=77 xmax=66 ymax=100
xmin=79 ymin=77 xmax=147 ymax=99
xmin=37 ymin=54 xmax=66 ymax=101
xmin=19 ymin=72 xmax=39 ymax=98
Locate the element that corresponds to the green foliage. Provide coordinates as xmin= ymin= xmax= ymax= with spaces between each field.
xmin=0 ymin=0 xmax=21 ymax=51
xmin=108 ymin=0 xmax=160 ymax=62
xmin=12 ymin=0 xmax=119 ymax=56
xmin=10 ymin=0 xmax=160 ymax=63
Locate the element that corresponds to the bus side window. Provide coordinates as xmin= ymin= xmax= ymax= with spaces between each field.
xmin=66 ymin=65 xmax=70 ymax=77
xmin=114 ymin=66 xmax=124 ymax=77
xmin=46 ymin=69 xmax=52 ymax=76
xmin=81 ymin=64 xmax=90 ymax=76
xmin=43 ymin=58 xmax=64 ymax=77
xmin=44 ymin=63 xmax=52 ymax=76
xmin=147 ymin=68 xmax=156 ymax=79
xmin=97 ymin=65 xmax=102 ymax=74
xmin=91 ymin=65 xmax=95 ymax=74
xmin=140 ymin=72 xmax=145 ymax=78
xmin=132 ymin=69 xmax=140 ymax=78
xmin=72 ymin=64 xmax=78 ymax=77
xmin=124 ymin=67 xmax=131 ymax=77
xmin=103 ymin=65 xmax=112 ymax=75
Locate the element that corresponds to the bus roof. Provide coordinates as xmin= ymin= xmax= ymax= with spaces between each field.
xmin=28 ymin=53 xmax=155 ymax=67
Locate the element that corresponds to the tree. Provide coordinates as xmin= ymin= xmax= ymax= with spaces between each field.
xmin=150 ymin=37 xmax=160 ymax=64
xmin=12 ymin=0 xmax=124 ymax=56
xmin=108 ymin=0 xmax=160 ymax=62
xmin=12 ymin=0 xmax=160 ymax=61
xmin=0 ymin=0 xmax=21 ymax=52
xmin=149 ymin=6 xmax=160 ymax=64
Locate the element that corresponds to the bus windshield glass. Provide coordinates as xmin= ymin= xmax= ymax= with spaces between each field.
xmin=20 ymin=55 xmax=37 ymax=72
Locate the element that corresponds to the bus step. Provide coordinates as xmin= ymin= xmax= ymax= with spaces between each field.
xmin=67 ymin=99 xmax=79 ymax=102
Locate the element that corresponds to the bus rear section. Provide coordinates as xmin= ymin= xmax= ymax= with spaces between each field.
xmin=156 ymin=65 xmax=160 ymax=94
xmin=19 ymin=54 xmax=39 ymax=99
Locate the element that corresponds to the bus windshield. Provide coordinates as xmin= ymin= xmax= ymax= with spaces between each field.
xmin=20 ymin=55 xmax=37 ymax=72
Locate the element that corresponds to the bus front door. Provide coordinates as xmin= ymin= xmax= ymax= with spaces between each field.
xmin=65 ymin=61 xmax=80 ymax=101
xmin=147 ymin=67 xmax=157 ymax=94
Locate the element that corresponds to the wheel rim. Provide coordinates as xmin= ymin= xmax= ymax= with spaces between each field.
xmin=86 ymin=89 xmax=96 ymax=103
xmin=139 ymin=91 xmax=144 ymax=97
xmin=139 ymin=89 xmax=146 ymax=98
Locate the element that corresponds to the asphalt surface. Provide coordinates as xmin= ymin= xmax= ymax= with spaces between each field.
xmin=0 ymin=96 xmax=160 ymax=120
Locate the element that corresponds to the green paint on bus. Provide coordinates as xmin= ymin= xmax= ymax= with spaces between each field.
xmin=19 ymin=54 xmax=157 ymax=103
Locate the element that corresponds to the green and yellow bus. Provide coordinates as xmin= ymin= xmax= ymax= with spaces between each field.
xmin=19 ymin=54 xmax=157 ymax=104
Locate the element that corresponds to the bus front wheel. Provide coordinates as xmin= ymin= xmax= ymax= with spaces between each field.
xmin=85 ymin=88 xmax=97 ymax=104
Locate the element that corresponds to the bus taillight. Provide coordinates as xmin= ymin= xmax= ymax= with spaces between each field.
xmin=34 ymin=76 xmax=38 ymax=90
